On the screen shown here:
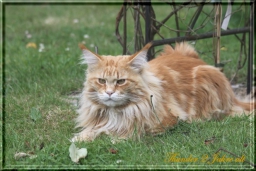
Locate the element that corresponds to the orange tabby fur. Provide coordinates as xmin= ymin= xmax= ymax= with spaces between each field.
xmin=73 ymin=42 xmax=255 ymax=142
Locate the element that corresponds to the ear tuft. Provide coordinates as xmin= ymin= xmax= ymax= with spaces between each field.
xmin=79 ymin=43 xmax=87 ymax=50
xmin=79 ymin=44 xmax=102 ymax=65
xmin=129 ymin=50 xmax=148 ymax=71
xmin=128 ymin=42 xmax=152 ymax=72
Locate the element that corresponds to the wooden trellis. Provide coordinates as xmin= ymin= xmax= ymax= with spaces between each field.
xmin=115 ymin=0 xmax=254 ymax=94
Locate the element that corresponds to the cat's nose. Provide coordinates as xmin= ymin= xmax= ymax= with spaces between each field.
xmin=106 ymin=90 xmax=114 ymax=96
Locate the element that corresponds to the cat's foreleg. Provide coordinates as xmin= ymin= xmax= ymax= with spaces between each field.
xmin=147 ymin=114 xmax=178 ymax=135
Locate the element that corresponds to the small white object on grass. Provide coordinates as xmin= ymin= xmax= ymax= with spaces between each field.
xmin=116 ymin=160 xmax=122 ymax=164
xmin=14 ymin=152 xmax=28 ymax=159
xmin=73 ymin=19 xmax=79 ymax=23
xmin=83 ymin=34 xmax=89 ymax=39
xmin=38 ymin=43 xmax=45 ymax=52
xmin=14 ymin=152 xmax=37 ymax=160
xmin=69 ymin=142 xmax=88 ymax=163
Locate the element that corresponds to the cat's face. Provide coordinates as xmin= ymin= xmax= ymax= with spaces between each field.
xmin=80 ymin=44 xmax=152 ymax=107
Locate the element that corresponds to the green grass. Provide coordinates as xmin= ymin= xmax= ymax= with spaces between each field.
xmin=3 ymin=3 xmax=254 ymax=169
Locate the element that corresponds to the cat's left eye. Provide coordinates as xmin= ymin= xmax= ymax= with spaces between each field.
xmin=116 ymin=79 xmax=126 ymax=85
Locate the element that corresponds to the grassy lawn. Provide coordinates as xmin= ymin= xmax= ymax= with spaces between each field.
xmin=3 ymin=2 xmax=254 ymax=169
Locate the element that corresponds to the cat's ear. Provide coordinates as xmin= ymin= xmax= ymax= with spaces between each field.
xmin=128 ymin=42 xmax=152 ymax=71
xmin=79 ymin=44 xmax=102 ymax=65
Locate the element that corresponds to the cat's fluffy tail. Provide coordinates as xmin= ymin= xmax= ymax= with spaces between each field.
xmin=162 ymin=42 xmax=199 ymax=59
xmin=175 ymin=42 xmax=199 ymax=59
xmin=231 ymin=98 xmax=255 ymax=116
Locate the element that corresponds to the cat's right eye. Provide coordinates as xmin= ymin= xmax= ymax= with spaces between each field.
xmin=98 ymin=78 xmax=106 ymax=84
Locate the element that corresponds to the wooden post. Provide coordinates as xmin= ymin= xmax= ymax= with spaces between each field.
xmin=145 ymin=0 xmax=153 ymax=60
xmin=213 ymin=3 xmax=222 ymax=70
xmin=123 ymin=0 xmax=127 ymax=55
xmin=247 ymin=0 xmax=254 ymax=94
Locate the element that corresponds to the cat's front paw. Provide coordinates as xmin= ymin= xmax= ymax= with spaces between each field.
xmin=72 ymin=133 xmax=95 ymax=142
xmin=110 ymin=136 xmax=127 ymax=144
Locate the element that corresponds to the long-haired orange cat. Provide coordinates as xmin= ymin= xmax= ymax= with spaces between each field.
xmin=72 ymin=42 xmax=255 ymax=142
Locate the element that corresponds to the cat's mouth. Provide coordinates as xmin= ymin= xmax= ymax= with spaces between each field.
xmin=106 ymin=96 xmax=113 ymax=100
xmin=97 ymin=93 xmax=128 ymax=107
xmin=106 ymin=98 xmax=120 ymax=103
xmin=102 ymin=98 xmax=127 ymax=107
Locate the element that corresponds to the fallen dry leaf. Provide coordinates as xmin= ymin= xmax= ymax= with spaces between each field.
xmin=27 ymin=151 xmax=35 ymax=155
xmin=220 ymin=46 xmax=227 ymax=51
xmin=25 ymin=141 xmax=30 ymax=148
xmin=204 ymin=136 xmax=216 ymax=145
xmin=39 ymin=142 xmax=44 ymax=150
xmin=109 ymin=148 xmax=118 ymax=154
xmin=26 ymin=42 xmax=37 ymax=48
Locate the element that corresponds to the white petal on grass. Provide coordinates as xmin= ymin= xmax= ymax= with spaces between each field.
xmin=25 ymin=30 xmax=32 ymax=38
xmin=39 ymin=43 xmax=45 ymax=48
xmin=44 ymin=16 xmax=57 ymax=25
xmin=38 ymin=43 xmax=45 ymax=52
xmin=38 ymin=43 xmax=44 ymax=52
xmin=29 ymin=155 xmax=37 ymax=159
xmin=65 ymin=47 xmax=70 ymax=51
xmin=26 ymin=34 xmax=32 ymax=39
xmin=116 ymin=160 xmax=122 ymax=164
xmin=73 ymin=19 xmax=79 ymax=23
xmin=14 ymin=152 xmax=28 ymax=159
xmin=84 ymin=34 xmax=89 ymax=39
xmin=69 ymin=142 xmax=87 ymax=163
xmin=14 ymin=152 xmax=37 ymax=160
xmin=89 ymin=44 xmax=94 ymax=48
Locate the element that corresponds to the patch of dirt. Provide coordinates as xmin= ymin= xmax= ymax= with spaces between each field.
xmin=64 ymin=91 xmax=81 ymax=107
